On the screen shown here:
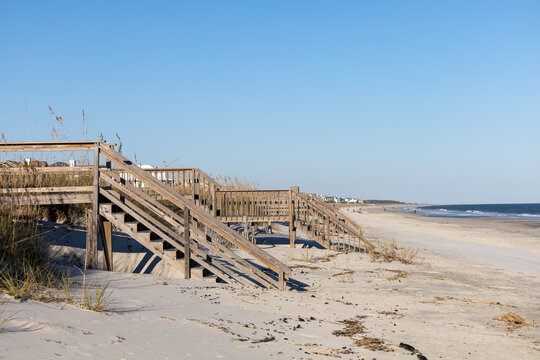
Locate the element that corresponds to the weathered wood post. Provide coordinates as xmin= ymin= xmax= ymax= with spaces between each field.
xmin=85 ymin=211 xmax=97 ymax=269
xmin=243 ymin=216 xmax=249 ymax=239
xmin=184 ymin=208 xmax=191 ymax=279
xmin=289 ymin=186 xmax=298 ymax=248
xmin=191 ymin=171 xmax=196 ymax=203
xmin=324 ymin=216 xmax=330 ymax=248
xmin=100 ymin=156 xmax=113 ymax=271
xmin=211 ymin=183 xmax=216 ymax=217
xmin=251 ymin=222 xmax=256 ymax=244
xmin=86 ymin=143 xmax=100 ymax=269
xmin=100 ymin=217 xmax=113 ymax=271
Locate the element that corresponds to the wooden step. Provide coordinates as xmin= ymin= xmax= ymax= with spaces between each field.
xmin=201 ymin=274 xmax=219 ymax=283
xmin=100 ymin=203 xmax=113 ymax=214
xmin=137 ymin=229 xmax=153 ymax=241
xmin=163 ymin=247 xmax=184 ymax=260
xmin=124 ymin=220 xmax=138 ymax=232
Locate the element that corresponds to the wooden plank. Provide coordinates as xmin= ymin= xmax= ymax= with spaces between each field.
xmin=0 ymin=141 xmax=107 ymax=152
xmin=0 ymin=193 xmax=92 ymax=205
xmin=91 ymin=145 xmax=100 ymax=269
xmin=184 ymin=209 xmax=191 ymax=280
xmin=100 ymin=218 xmax=113 ymax=271
xmin=0 ymin=186 xmax=93 ymax=194
xmin=289 ymin=189 xmax=296 ymax=248
xmin=0 ymin=166 xmax=93 ymax=174
xmin=86 ymin=211 xmax=98 ymax=269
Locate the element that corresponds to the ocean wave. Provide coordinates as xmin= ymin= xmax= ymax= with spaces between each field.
xmin=400 ymin=205 xmax=540 ymax=220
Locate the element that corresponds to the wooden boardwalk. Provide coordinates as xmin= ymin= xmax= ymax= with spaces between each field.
xmin=0 ymin=140 xmax=373 ymax=289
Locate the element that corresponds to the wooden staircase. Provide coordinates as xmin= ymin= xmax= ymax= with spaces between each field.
xmin=97 ymin=145 xmax=291 ymax=289
xmin=99 ymin=201 xmax=218 ymax=283
xmin=290 ymin=190 xmax=373 ymax=252
xmin=140 ymin=168 xmax=374 ymax=253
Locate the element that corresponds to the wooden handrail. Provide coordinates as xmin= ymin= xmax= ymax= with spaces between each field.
xmin=305 ymin=194 xmax=364 ymax=234
xmin=0 ymin=166 xmax=93 ymax=173
xmin=293 ymin=190 xmax=374 ymax=250
xmin=0 ymin=140 xmax=114 ymax=152
xmin=0 ymin=186 xmax=92 ymax=194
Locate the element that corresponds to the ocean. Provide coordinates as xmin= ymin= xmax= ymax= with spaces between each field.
xmin=399 ymin=203 xmax=540 ymax=221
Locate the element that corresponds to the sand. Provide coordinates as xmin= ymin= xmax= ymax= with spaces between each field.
xmin=1 ymin=208 xmax=539 ymax=359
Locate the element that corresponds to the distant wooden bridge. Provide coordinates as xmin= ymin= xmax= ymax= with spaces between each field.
xmin=0 ymin=140 xmax=373 ymax=290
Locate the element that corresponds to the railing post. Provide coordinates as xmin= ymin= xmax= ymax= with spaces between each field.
xmin=86 ymin=144 xmax=100 ymax=269
xmin=211 ymin=183 xmax=216 ymax=217
xmin=250 ymin=222 xmax=256 ymax=244
xmin=85 ymin=210 xmax=97 ymax=269
xmin=184 ymin=208 xmax=191 ymax=279
xmin=243 ymin=216 xmax=249 ymax=239
xmin=191 ymin=170 xmax=196 ymax=203
xmin=289 ymin=187 xmax=297 ymax=248
xmin=324 ymin=216 xmax=330 ymax=248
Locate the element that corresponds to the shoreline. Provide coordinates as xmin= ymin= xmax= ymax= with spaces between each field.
xmin=345 ymin=205 xmax=540 ymax=279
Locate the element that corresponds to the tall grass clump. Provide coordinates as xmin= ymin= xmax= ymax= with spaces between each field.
xmin=0 ymin=203 xmax=61 ymax=301
xmin=368 ymin=239 xmax=419 ymax=265
xmin=214 ymin=174 xmax=259 ymax=190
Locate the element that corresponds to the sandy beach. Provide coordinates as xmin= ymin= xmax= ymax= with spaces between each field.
xmin=346 ymin=206 xmax=540 ymax=278
xmin=1 ymin=208 xmax=539 ymax=359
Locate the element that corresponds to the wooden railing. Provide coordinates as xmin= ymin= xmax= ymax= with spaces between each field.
xmin=0 ymin=141 xmax=103 ymax=205
xmin=121 ymin=168 xmax=220 ymax=207
xmin=291 ymin=189 xmax=374 ymax=252
xmin=215 ymin=190 xmax=290 ymax=222
xmin=140 ymin=169 xmax=372 ymax=253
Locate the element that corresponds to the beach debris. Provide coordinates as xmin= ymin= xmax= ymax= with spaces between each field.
xmin=252 ymin=335 xmax=275 ymax=343
xmin=377 ymin=310 xmax=399 ymax=316
xmin=111 ymin=336 xmax=125 ymax=344
xmin=378 ymin=268 xmax=409 ymax=281
xmin=421 ymin=296 xmax=516 ymax=308
xmin=331 ymin=270 xmax=354 ymax=278
xmin=493 ymin=311 xmax=536 ymax=331
xmin=355 ymin=336 xmax=393 ymax=352
xmin=399 ymin=343 xmax=428 ymax=359
xmin=232 ymin=338 xmax=248 ymax=342
xmin=290 ymin=264 xmax=321 ymax=270
xmin=288 ymin=343 xmax=353 ymax=357
xmin=332 ymin=316 xmax=366 ymax=337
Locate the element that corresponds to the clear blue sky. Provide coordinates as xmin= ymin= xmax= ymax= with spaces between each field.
xmin=1 ymin=1 xmax=539 ymax=204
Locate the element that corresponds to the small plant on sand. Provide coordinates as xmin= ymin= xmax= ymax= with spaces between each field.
xmin=76 ymin=265 xmax=112 ymax=312
xmin=369 ymin=240 xmax=419 ymax=264
xmin=0 ymin=300 xmax=14 ymax=330
xmin=80 ymin=282 xmax=111 ymax=312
